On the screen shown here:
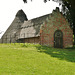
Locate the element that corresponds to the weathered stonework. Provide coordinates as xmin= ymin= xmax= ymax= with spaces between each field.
xmin=40 ymin=8 xmax=73 ymax=48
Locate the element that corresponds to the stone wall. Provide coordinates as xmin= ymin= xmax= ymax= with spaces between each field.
xmin=40 ymin=9 xmax=73 ymax=48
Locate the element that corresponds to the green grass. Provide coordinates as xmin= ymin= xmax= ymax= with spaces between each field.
xmin=0 ymin=43 xmax=75 ymax=75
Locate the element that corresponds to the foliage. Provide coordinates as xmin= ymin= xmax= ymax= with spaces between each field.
xmin=0 ymin=43 xmax=75 ymax=75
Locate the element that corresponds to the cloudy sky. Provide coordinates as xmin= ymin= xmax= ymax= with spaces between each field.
xmin=0 ymin=0 xmax=61 ymax=38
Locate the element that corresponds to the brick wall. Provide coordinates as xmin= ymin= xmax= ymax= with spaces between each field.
xmin=40 ymin=10 xmax=73 ymax=48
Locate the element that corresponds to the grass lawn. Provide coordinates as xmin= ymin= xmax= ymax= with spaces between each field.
xmin=0 ymin=43 xmax=75 ymax=75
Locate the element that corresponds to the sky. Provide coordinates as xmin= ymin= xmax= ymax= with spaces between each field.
xmin=0 ymin=0 xmax=61 ymax=38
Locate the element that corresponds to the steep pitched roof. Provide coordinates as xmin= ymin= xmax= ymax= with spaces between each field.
xmin=1 ymin=9 xmax=28 ymax=43
xmin=17 ymin=7 xmax=62 ymax=39
xmin=18 ymin=14 xmax=50 ymax=39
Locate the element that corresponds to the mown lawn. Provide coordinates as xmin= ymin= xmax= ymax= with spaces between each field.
xmin=0 ymin=43 xmax=75 ymax=75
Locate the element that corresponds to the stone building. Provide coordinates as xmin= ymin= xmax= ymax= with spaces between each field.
xmin=1 ymin=7 xmax=73 ymax=48
xmin=1 ymin=9 xmax=28 ymax=43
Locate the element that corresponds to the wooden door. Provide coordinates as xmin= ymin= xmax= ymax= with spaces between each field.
xmin=54 ymin=30 xmax=63 ymax=48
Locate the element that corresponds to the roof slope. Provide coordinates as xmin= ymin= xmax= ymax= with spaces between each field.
xmin=18 ymin=7 xmax=61 ymax=39
xmin=18 ymin=14 xmax=50 ymax=39
xmin=1 ymin=9 xmax=28 ymax=43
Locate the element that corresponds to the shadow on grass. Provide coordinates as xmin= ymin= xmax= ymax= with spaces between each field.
xmin=66 ymin=46 xmax=75 ymax=50
xmin=35 ymin=45 xmax=75 ymax=62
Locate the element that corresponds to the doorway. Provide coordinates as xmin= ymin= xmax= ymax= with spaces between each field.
xmin=54 ymin=30 xmax=63 ymax=48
